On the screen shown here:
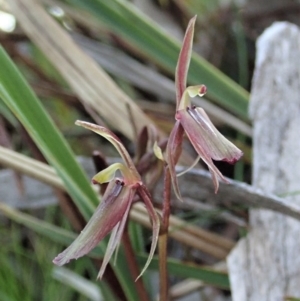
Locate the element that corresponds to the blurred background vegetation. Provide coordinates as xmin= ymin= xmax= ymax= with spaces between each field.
xmin=0 ymin=0 xmax=299 ymax=300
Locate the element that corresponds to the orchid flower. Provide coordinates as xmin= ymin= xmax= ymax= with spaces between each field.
xmin=53 ymin=121 xmax=160 ymax=280
xmin=167 ymin=16 xmax=243 ymax=200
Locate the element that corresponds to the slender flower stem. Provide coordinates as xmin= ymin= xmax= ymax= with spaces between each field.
xmin=159 ymin=165 xmax=171 ymax=301
xmin=161 ymin=166 xmax=171 ymax=234
xmin=122 ymin=224 xmax=150 ymax=301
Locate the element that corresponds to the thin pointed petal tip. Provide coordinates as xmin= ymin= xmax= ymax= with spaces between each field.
xmin=52 ymin=255 xmax=65 ymax=266
xmin=223 ymin=149 xmax=243 ymax=164
xmin=135 ymin=186 xmax=160 ymax=279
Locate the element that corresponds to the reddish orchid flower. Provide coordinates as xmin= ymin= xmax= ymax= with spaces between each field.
xmin=53 ymin=121 xmax=160 ymax=280
xmin=167 ymin=16 xmax=243 ymax=200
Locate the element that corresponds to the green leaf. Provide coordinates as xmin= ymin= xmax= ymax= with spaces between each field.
xmin=66 ymin=0 xmax=249 ymax=120
xmin=0 ymin=46 xmax=98 ymax=220
xmin=0 ymin=97 xmax=17 ymax=126
xmin=0 ymin=203 xmax=140 ymax=301
xmin=137 ymin=254 xmax=230 ymax=289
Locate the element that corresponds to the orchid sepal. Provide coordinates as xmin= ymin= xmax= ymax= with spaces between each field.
xmin=178 ymin=106 xmax=243 ymax=192
xmin=53 ymin=179 xmax=133 ymax=267
xmin=175 ymin=15 xmax=197 ymax=108
xmin=97 ymin=187 xmax=135 ymax=279
xmin=136 ymin=185 xmax=160 ymax=280
xmin=166 ymin=120 xmax=184 ymax=201
xmin=75 ymin=120 xmax=140 ymax=180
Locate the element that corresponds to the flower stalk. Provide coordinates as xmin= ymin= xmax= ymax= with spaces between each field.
xmin=159 ymin=165 xmax=172 ymax=301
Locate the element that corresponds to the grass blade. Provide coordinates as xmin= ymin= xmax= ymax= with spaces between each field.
xmin=0 ymin=47 xmax=98 ymax=219
xmin=0 ymin=202 xmax=141 ymax=301
xmin=67 ymin=0 xmax=249 ymax=119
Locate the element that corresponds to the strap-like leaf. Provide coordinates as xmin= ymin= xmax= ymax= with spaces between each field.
xmin=0 ymin=47 xmax=98 ymax=220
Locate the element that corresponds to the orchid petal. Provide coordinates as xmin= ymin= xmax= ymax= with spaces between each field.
xmin=178 ymin=107 xmax=243 ymax=192
xmin=137 ymin=185 xmax=160 ymax=280
xmin=185 ymin=107 xmax=243 ymax=163
xmin=153 ymin=141 xmax=164 ymax=161
xmin=92 ymin=162 xmax=125 ymax=184
xmin=186 ymin=84 xmax=207 ymax=98
xmin=166 ymin=120 xmax=184 ymax=201
xmin=92 ymin=162 xmax=136 ymax=185
xmin=178 ymin=85 xmax=207 ymax=111
xmin=75 ymin=121 xmax=139 ymax=179
xmin=53 ymin=179 xmax=132 ymax=266
xmin=97 ymin=189 xmax=134 ymax=279
xmin=175 ymin=16 xmax=197 ymax=109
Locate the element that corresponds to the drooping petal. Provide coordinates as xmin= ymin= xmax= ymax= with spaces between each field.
xmin=53 ymin=179 xmax=132 ymax=266
xmin=175 ymin=16 xmax=197 ymax=109
xmin=75 ymin=121 xmax=140 ymax=180
xmin=97 ymin=188 xmax=134 ymax=279
xmin=185 ymin=107 xmax=243 ymax=163
xmin=136 ymin=185 xmax=160 ymax=280
xmin=166 ymin=120 xmax=184 ymax=201
xmin=178 ymin=107 xmax=243 ymax=192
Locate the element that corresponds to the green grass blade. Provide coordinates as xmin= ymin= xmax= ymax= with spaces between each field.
xmin=0 ymin=46 xmax=98 ymax=219
xmin=137 ymin=255 xmax=230 ymax=289
xmin=0 ymin=203 xmax=140 ymax=301
xmin=0 ymin=97 xmax=17 ymax=126
xmin=66 ymin=0 xmax=249 ymax=119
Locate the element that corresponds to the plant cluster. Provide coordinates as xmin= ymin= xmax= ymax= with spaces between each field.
xmin=52 ymin=18 xmax=243 ymax=298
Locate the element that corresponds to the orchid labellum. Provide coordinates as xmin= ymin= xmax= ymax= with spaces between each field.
xmin=167 ymin=16 xmax=243 ymax=200
xmin=53 ymin=121 xmax=160 ymax=280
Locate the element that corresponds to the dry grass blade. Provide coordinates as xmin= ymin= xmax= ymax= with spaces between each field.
xmin=9 ymin=0 xmax=156 ymax=140
xmin=0 ymin=146 xmax=64 ymax=190
xmin=169 ymin=279 xmax=204 ymax=299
